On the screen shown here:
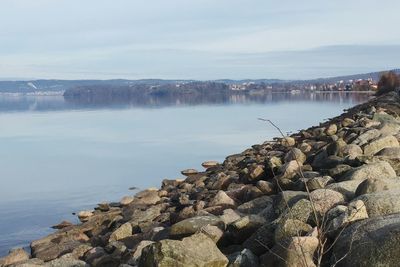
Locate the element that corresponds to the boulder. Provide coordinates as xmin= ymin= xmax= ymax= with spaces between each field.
xmin=274 ymin=191 xmax=309 ymax=215
xmin=274 ymin=219 xmax=312 ymax=243
xmin=363 ymin=135 xmax=399 ymax=156
xmin=331 ymin=213 xmax=400 ymax=266
xmin=306 ymin=176 xmax=334 ymax=191
xmin=0 ymin=248 xmax=30 ymax=266
xmin=134 ymin=190 xmax=161 ymax=205
xmin=220 ymin=209 xmax=242 ymax=226
xmin=256 ymin=181 xmax=275 ymax=195
xmin=342 ymin=118 xmax=355 ymax=127
xmin=139 ymin=233 xmax=228 ymax=267
xmin=227 ymin=249 xmax=259 ymax=267
xmin=355 ymin=177 xmax=400 ymax=196
xmin=341 ymin=144 xmax=363 ymax=159
xmin=326 ymin=200 xmax=368 ymax=231
xmin=326 ymin=124 xmax=338 ymax=136
xmin=169 ymin=215 xmax=224 ymax=238
xmin=181 ymin=169 xmax=199 ymax=176
xmin=326 ymin=180 xmax=364 ymax=200
xmin=227 ymin=215 xmax=266 ymax=243
xmin=309 ymin=189 xmax=346 ymax=215
xmin=237 ymin=196 xmax=273 ymax=215
xmin=129 ymin=240 xmax=155 ymax=265
xmin=281 ymin=137 xmax=295 ymax=147
xmin=354 ymin=190 xmax=400 ymax=217
xmin=342 ymin=161 xmax=396 ymax=181
xmin=45 ymin=257 xmax=89 ymax=267
xmin=198 ymin=225 xmax=224 ymax=243
xmin=120 ymin=196 xmax=134 ymax=206
xmin=209 ymin=190 xmax=236 ymax=208
xmin=242 ymin=223 xmax=276 ymax=256
xmin=260 ymin=236 xmax=319 ymax=267
xmin=77 ymin=211 xmax=93 ymax=222
xmin=352 ymin=129 xmax=381 ymax=146
xmin=284 ymin=148 xmax=306 ymax=164
xmin=277 ymin=198 xmax=313 ymax=224
xmin=202 ymin=161 xmax=219 ymax=169
xmin=109 ymin=222 xmax=132 ymax=242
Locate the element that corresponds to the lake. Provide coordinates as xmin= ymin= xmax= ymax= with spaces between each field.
xmin=0 ymin=92 xmax=371 ymax=256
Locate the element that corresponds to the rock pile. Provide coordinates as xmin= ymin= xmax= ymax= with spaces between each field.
xmin=2 ymin=92 xmax=400 ymax=267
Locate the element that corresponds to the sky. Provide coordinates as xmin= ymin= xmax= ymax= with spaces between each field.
xmin=0 ymin=0 xmax=400 ymax=80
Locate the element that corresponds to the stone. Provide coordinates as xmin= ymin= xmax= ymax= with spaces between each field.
xmin=120 ymin=196 xmax=134 ymax=206
xmin=331 ymin=213 xmax=400 ymax=266
xmin=309 ymin=189 xmax=346 ymax=215
xmin=198 ymin=224 xmax=224 ymax=243
xmin=227 ymin=249 xmax=259 ymax=267
xmin=248 ymin=165 xmax=265 ymax=181
xmin=256 ymin=180 xmax=275 ymax=195
xmin=363 ymin=135 xmax=399 ymax=156
xmin=45 ymin=258 xmax=89 ymax=267
xmin=306 ymin=176 xmax=334 ymax=191
xmin=326 ymin=180 xmax=364 ymax=200
xmin=281 ymin=137 xmax=295 ymax=147
xmin=51 ymin=221 xmax=73 ymax=230
xmin=355 ymin=176 xmax=400 ymax=196
xmin=201 ymin=161 xmax=219 ymax=169
xmin=354 ymin=190 xmax=400 ymax=217
xmin=274 ymin=219 xmax=312 ymax=243
xmin=169 ymin=215 xmax=224 ymax=238
xmin=279 ymin=160 xmax=302 ymax=180
xmin=352 ymin=129 xmax=381 ymax=146
xmin=77 ymin=210 xmax=93 ymax=222
xmin=139 ymin=233 xmax=228 ymax=267
xmin=342 ymin=118 xmax=355 ymax=127
xmin=260 ymin=236 xmax=319 ymax=267
xmin=109 ymin=222 xmax=132 ymax=242
xmin=341 ymin=144 xmax=363 ymax=159
xmin=326 ymin=124 xmax=338 ymax=136
xmin=237 ymin=196 xmax=273 ymax=215
xmin=134 ymin=190 xmax=161 ymax=205
xmin=299 ymin=142 xmax=312 ymax=153
xmin=181 ymin=168 xmax=199 ymax=176
xmin=242 ymin=223 xmax=275 ymax=256
xmin=130 ymin=240 xmax=155 ymax=265
xmin=328 ymin=164 xmax=352 ymax=178
xmin=284 ymin=148 xmax=306 ymax=164
xmin=227 ymin=215 xmax=267 ymax=243
xmin=278 ymin=198 xmax=313 ymax=224
xmin=326 ymin=200 xmax=368 ymax=231
xmin=0 ymin=248 xmax=30 ymax=266
xmin=209 ymin=190 xmax=236 ymax=208
xmin=220 ymin=209 xmax=242 ymax=226
xmin=376 ymin=146 xmax=400 ymax=157
xmin=342 ymin=161 xmax=396 ymax=181
xmin=274 ymin=191 xmax=309 ymax=215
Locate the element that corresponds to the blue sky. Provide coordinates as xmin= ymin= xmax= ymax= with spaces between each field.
xmin=1 ymin=0 xmax=399 ymax=80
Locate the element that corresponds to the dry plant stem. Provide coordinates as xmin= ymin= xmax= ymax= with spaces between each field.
xmin=258 ymin=118 xmax=363 ymax=266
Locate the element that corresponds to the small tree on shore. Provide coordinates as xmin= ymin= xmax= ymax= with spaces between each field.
xmin=376 ymin=71 xmax=400 ymax=96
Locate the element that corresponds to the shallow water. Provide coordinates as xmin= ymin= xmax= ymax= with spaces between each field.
xmin=0 ymin=92 xmax=371 ymax=256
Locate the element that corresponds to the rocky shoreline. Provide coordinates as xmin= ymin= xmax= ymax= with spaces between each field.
xmin=1 ymin=92 xmax=400 ymax=267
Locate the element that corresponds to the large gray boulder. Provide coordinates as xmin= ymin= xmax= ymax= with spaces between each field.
xmin=169 ymin=215 xmax=224 ymax=238
xmin=331 ymin=213 xmax=400 ymax=267
xmin=341 ymin=162 xmax=396 ymax=181
xmin=363 ymin=135 xmax=399 ymax=156
xmin=139 ymin=233 xmax=228 ymax=267
xmin=354 ymin=190 xmax=400 ymax=217
xmin=355 ymin=177 xmax=400 ymax=196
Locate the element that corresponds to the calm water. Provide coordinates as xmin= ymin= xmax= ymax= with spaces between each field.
xmin=0 ymin=92 xmax=371 ymax=256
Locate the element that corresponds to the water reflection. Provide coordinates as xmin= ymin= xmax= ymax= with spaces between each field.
xmin=0 ymin=91 xmax=373 ymax=112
